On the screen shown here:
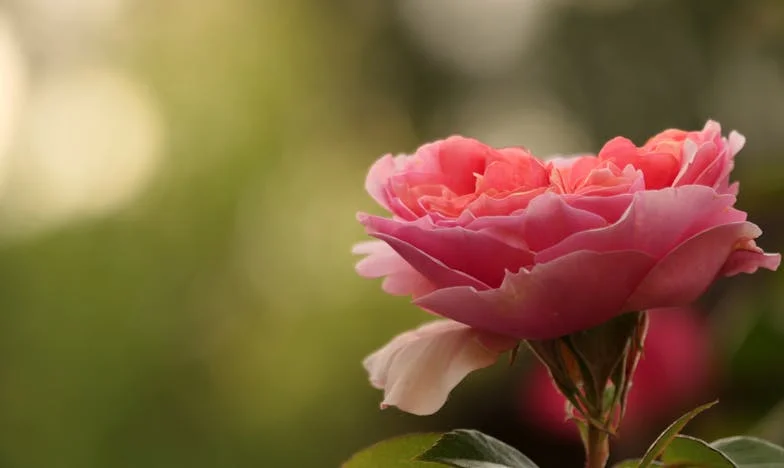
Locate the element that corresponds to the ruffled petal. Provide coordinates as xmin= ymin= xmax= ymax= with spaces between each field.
xmin=721 ymin=249 xmax=781 ymax=276
xmin=517 ymin=192 xmax=608 ymax=251
xmin=564 ymin=193 xmax=635 ymax=224
xmin=363 ymin=320 xmax=517 ymax=415
xmin=537 ymin=185 xmax=741 ymax=263
xmin=359 ymin=213 xmax=534 ymax=288
xmin=626 ymin=222 xmax=775 ymax=310
xmin=465 ymin=192 xmax=607 ymax=252
xmin=352 ymin=241 xmax=436 ymax=297
xmin=415 ymin=250 xmax=655 ymax=340
xmin=365 ymin=154 xmax=397 ymax=212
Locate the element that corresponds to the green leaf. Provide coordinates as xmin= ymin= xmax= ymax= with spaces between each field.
xmin=711 ymin=436 xmax=784 ymax=467
xmin=417 ymin=429 xmax=539 ymax=468
xmin=343 ymin=433 xmax=444 ymax=467
xmin=661 ymin=435 xmax=736 ymax=467
xmin=638 ymin=400 xmax=718 ymax=468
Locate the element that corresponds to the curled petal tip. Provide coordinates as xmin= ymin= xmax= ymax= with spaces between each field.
xmin=362 ymin=320 xmax=511 ymax=415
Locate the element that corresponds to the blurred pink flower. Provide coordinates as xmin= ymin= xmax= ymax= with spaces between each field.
xmin=356 ymin=121 xmax=779 ymax=415
xmin=519 ymin=307 xmax=716 ymax=439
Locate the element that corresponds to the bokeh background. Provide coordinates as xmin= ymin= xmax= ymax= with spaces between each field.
xmin=0 ymin=0 xmax=781 ymax=466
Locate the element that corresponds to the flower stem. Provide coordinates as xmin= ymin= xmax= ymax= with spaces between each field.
xmin=584 ymin=425 xmax=609 ymax=468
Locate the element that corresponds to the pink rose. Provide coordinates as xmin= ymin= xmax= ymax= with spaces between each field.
xmin=520 ymin=307 xmax=716 ymax=439
xmin=356 ymin=121 xmax=779 ymax=415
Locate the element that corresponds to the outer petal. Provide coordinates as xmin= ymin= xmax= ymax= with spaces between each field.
xmin=365 ymin=154 xmax=398 ymax=212
xmin=721 ymin=249 xmax=781 ymax=276
xmin=626 ymin=222 xmax=776 ymax=309
xmin=360 ymin=213 xmax=534 ymax=288
xmin=415 ymin=250 xmax=656 ymax=340
xmin=363 ymin=320 xmax=517 ymax=415
xmin=672 ymin=122 xmax=744 ymax=193
xmin=352 ymin=241 xmax=436 ymax=297
xmin=537 ymin=185 xmax=741 ymax=263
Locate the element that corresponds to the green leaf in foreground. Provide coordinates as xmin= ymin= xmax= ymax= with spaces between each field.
xmin=417 ymin=429 xmax=539 ymax=468
xmin=661 ymin=435 xmax=736 ymax=467
xmin=343 ymin=433 xmax=443 ymax=467
xmin=638 ymin=400 xmax=719 ymax=468
xmin=711 ymin=436 xmax=784 ymax=467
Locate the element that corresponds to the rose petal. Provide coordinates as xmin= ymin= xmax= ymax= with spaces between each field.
xmin=415 ymin=250 xmax=655 ymax=340
xmin=360 ymin=214 xmax=533 ymax=288
xmin=520 ymin=192 xmax=608 ymax=251
xmin=626 ymin=222 xmax=774 ymax=309
xmin=433 ymin=137 xmax=493 ymax=194
xmin=465 ymin=192 xmax=608 ymax=252
xmin=353 ymin=240 xmax=436 ymax=297
xmin=537 ymin=185 xmax=739 ymax=263
xmin=564 ymin=193 xmax=635 ymax=224
xmin=363 ymin=320 xmax=517 ymax=415
xmin=463 ymin=188 xmax=547 ymax=218
xmin=365 ymin=154 xmax=397 ymax=212
xmin=721 ymin=240 xmax=781 ymax=276
xmin=598 ymin=136 xmax=681 ymax=189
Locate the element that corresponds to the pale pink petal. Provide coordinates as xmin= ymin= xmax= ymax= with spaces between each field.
xmin=537 ymin=185 xmax=740 ymax=263
xmin=676 ymin=141 xmax=719 ymax=186
xmin=359 ymin=214 xmax=533 ymax=288
xmin=363 ymin=320 xmax=517 ymax=415
xmin=672 ymin=122 xmax=743 ymax=193
xmin=728 ymin=130 xmax=746 ymax=155
xmin=415 ymin=250 xmax=655 ymax=340
xmin=713 ymin=132 xmax=744 ymax=194
xmin=672 ymin=139 xmax=700 ymax=185
xmin=720 ymin=239 xmax=781 ymax=276
xmin=352 ymin=241 xmax=435 ymax=297
xmin=691 ymin=143 xmax=729 ymax=188
xmin=626 ymin=222 xmax=774 ymax=310
xmin=369 ymin=232 xmax=490 ymax=290
xmin=365 ymin=154 xmax=397 ymax=212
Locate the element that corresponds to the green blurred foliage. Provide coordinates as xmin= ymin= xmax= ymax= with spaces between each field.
xmin=0 ymin=0 xmax=780 ymax=467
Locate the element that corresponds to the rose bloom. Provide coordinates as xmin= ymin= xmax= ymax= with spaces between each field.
xmin=520 ymin=307 xmax=715 ymax=439
xmin=354 ymin=121 xmax=779 ymax=415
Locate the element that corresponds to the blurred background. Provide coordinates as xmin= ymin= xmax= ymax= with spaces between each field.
xmin=0 ymin=0 xmax=781 ymax=466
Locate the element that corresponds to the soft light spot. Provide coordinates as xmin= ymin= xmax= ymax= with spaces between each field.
xmin=451 ymin=86 xmax=593 ymax=157
xmin=397 ymin=0 xmax=551 ymax=78
xmin=0 ymin=67 xmax=164 ymax=238
xmin=0 ymin=11 xmax=28 ymax=191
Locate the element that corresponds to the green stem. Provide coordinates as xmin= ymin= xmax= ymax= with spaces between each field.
xmin=584 ymin=425 xmax=609 ymax=468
